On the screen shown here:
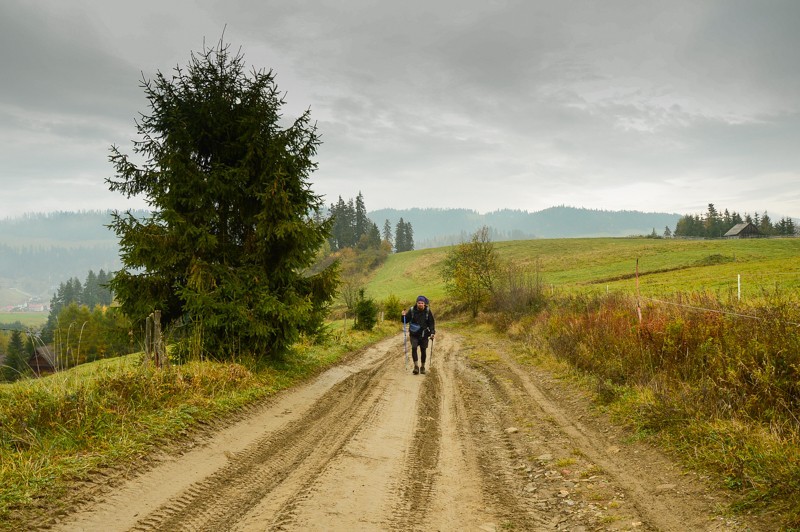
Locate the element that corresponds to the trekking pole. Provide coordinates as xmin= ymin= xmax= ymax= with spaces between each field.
xmin=402 ymin=314 xmax=408 ymax=370
xmin=428 ymin=303 xmax=434 ymax=368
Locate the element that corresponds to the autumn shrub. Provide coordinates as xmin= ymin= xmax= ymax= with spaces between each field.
xmin=491 ymin=262 xmax=547 ymax=327
xmin=541 ymin=290 xmax=800 ymax=433
xmin=382 ymin=294 xmax=402 ymax=322
xmin=541 ymin=293 xmax=641 ymax=384
xmin=353 ymin=295 xmax=378 ymax=331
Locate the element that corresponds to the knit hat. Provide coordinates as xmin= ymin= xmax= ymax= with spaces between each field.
xmin=416 ymin=295 xmax=428 ymax=304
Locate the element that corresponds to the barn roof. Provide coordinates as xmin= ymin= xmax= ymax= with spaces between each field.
xmin=723 ymin=222 xmax=760 ymax=237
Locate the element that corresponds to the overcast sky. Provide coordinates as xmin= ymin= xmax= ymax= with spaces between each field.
xmin=2 ymin=1 xmax=799 ymax=220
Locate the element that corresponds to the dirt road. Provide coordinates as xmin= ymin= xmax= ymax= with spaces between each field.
xmin=50 ymin=332 xmax=758 ymax=531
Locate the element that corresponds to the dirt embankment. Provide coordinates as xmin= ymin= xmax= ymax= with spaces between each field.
xmin=43 ymin=333 xmax=766 ymax=531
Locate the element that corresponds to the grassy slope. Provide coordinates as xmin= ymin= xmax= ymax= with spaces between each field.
xmin=366 ymin=237 xmax=800 ymax=301
xmin=364 ymin=246 xmax=450 ymax=303
xmin=0 ymin=313 xmax=48 ymax=328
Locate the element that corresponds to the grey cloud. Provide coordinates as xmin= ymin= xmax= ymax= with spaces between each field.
xmin=0 ymin=2 xmax=141 ymax=120
xmin=2 ymin=0 xmax=800 ymax=218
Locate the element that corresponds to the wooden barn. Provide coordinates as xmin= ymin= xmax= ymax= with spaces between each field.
xmin=28 ymin=346 xmax=57 ymax=376
xmin=723 ymin=222 xmax=761 ymax=238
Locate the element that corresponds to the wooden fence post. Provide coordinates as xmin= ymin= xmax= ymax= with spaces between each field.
xmin=636 ymin=258 xmax=642 ymax=323
xmin=144 ymin=313 xmax=153 ymax=366
xmin=144 ymin=310 xmax=169 ymax=368
xmin=153 ymin=310 xmax=169 ymax=368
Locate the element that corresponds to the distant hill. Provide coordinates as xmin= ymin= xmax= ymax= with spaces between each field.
xmin=368 ymin=206 xmax=683 ymax=248
xmin=0 ymin=211 xmax=142 ymax=301
xmin=0 ymin=206 xmax=681 ymax=303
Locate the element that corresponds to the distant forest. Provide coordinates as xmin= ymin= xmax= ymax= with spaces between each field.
xmin=673 ymin=204 xmax=797 ymax=238
xmin=0 ymin=211 xmax=131 ymax=298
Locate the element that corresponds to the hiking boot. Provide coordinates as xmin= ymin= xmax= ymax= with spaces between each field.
xmin=412 ymin=366 xmax=419 ymax=375
xmin=420 ymin=366 xmax=426 ymax=374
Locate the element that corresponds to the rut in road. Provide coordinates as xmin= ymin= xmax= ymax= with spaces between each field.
xmin=130 ymin=349 xmax=401 ymax=531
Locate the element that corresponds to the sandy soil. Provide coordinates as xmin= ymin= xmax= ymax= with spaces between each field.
xmin=43 ymin=332 xmax=768 ymax=531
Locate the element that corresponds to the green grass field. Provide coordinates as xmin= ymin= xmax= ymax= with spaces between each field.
xmin=363 ymin=237 xmax=800 ymax=302
xmin=0 ymin=312 xmax=48 ymax=328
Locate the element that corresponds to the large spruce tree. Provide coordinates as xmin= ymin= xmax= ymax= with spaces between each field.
xmin=107 ymin=40 xmax=338 ymax=360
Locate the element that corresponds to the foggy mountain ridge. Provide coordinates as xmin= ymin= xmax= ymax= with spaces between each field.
xmin=1 ymin=206 xmax=682 ymax=248
xmin=369 ymin=206 xmax=683 ymax=248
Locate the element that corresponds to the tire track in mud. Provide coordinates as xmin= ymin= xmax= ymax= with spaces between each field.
xmin=464 ymin=351 xmax=666 ymax=530
xmin=451 ymin=357 xmax=554 ymax=530
xmin=482 ymin=341 xmax=750 ymax=531
xmin=388 ymin=364 xmax=442 ymax=531
xmin=455 ymin=335 xmax=756 ymax=531
xmin=130 ymin=349 xmax=398 ymax=531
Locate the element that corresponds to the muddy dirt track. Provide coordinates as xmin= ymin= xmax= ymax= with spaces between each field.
xmin=48 ymin=332 xmax=762 ymax=531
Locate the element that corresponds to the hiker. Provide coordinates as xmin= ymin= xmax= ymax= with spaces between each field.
xmin=402 ymin=295 xmax=436 ymax=374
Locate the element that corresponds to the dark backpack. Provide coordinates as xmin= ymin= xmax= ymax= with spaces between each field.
xmin=409 ymin=306 xmax=429 ymax=336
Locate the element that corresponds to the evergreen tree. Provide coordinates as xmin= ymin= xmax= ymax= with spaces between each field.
xmin=82 ymin=270 xmax=100 ymax=309
xmin=405 ymin=220 xmax=415 ymax=251
xmin=97 ymin=269 xmax=114 ymax=306
xmin=382 ymin=219 xmax=393 ymax=247
xmin=758 ymin=211 xmax=774 ymax=235
xmin=329 ymin=196 xmax=357 ymax=250
xmin=347 ymin=198 xmax=357 ymax=245
xmin=722 ymin=209 xmax=732 ymax=227
xmin=63 ymin=278 xmax=83 ymax=307
xmin=674 ymin=214 xmax=704 ymax=237
xmin=326 ymin=192 xmax=379 ymax=251
xmin=394 ymin=218 xmax=405 ymax=252
xmin=43 ymin=278 xmax=80 ymax=342
xmin=1 ymin=329 xmax=28 ymax=382
xmin=776 ymin=217 xmax=796 ymax=236
xmin=353 ymin=288 xmax=378 ymax=331
xmin=704 ymin=203 xmax=724 ymax=237
xmin=354 ymin=191 xmax=369 ymax=244
xmin=357 ymin=221 xmax=382 ymax=250
xmin=395 ymin=218 xmax=415 ymax=252
xmin=106 ymin=40 xmax=338 ymax=360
